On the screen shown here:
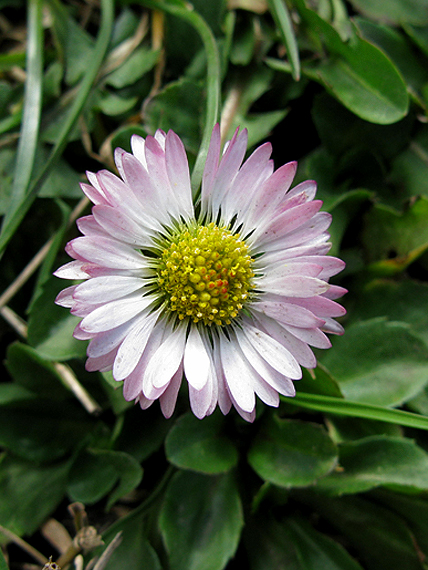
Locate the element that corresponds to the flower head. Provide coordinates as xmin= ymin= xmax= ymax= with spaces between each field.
xmin=55 ymin=125 xmax=346 ymax=422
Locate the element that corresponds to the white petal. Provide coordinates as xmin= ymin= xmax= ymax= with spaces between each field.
xmin=137 ymin=394 xmax=155 ymax=410
xmin=281 ymin=323 xmax=332 ymax=349
xmin=244 ymin=161 xmax=297 ymax=229
xmin=85 ymin=347 xmax=117 ymax=372
xmin=87 ymin=318 xmax=140 ymax=358
xmin=92 ymin=205 xmax=154 ymax=248
xmin=242 ymin=324 xmax=302 ymax=379
xmin=251 ymin=312 xmax=316 ymax=369
xmin=236 ymin=325 xmax=297 ymax=396
xmin=76 ymin=215 xmax=107 ymax=238
xmin=68 ymin=236 xmax=147 ymax=271
xmin=219 ymin=333 xmax=256 ymax=413
xmin=73 ymin=323 xmax=93 ymax=340
xmin=54 ymin=260 xmax=90 ymax=280
xmin=130 ymin=134 xmax=147 ymax=168
xmin=123 ymin=322 xmax=165 ymax=400
xmin=144 ymin=324 xmax=187 ymax=390
xmin=184 ymin=326 xmax=211 ymax=390
xmin=291 ymin=296 xmax=346 ymax=318
xmin=256 ymin=201 xmax=323 ymax=246
xmin=113 ymin=310 xmax=160 ymax=380
xmin=212 ymin=338 xmax=233 ymax=416
xmin=201 ymin=123 xmax=221 ymax=212
xmin=210 ymin=128 xmax=248 ymax=219
xmin=189 ymin=370 xmax=215 ymax=419
xmin=80 ymin=294 xmax=152 ymax=333
xmin=73 ymin=276 xmax=144 ymax=304
xmin=263 ymin=275 xmax=330 ymax=298
xmin=322 ymin=318 xmax=345 ymax=335
xmin=252 ymin=299 xmax=325 ymax=329
xmin=165 ymin=130 xmax=194 ymax=218
xmin=55 ymin=285 xmax=78 ymax=308
xmin=222 ymin=143 xmax=272 ymax=226
xmin=160 ymin=363 xmax=183 ymax=418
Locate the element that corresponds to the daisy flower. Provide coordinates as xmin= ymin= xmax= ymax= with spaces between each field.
xmin=55 ymin=125 xmax=346 ymax=422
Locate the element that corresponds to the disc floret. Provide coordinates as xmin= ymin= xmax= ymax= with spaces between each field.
xmin=156 ymin=222 xmax=254 ymax=326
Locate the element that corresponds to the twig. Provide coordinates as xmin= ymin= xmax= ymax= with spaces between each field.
xmin=0 ymin=524 xmax=48 ymax=566
xmin=0 ymin=306 xmax=28 ymax=337
xmin=91 ymin=532 xmax=122 ymax=570
xmin=53 ymin=363 xmax=102 ymax=415
xmin=0 ymin=196 xmax=89 ymax=311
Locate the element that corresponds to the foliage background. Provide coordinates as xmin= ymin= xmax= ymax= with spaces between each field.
xmin=2 ymin=0 xmax=428 ymax=568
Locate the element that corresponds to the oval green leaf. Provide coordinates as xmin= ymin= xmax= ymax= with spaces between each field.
xmin=165 ymin=412 xmax=238 ymax=474
xmin=159 ymin=471 xmax=243 ymax=570
xmin=317 ymin=435 xmax=428 ymax=495
xmin=248 ymin=415 xmax=338 ymax=488
xmin=321 ymin=318 xmax=428 ymax=406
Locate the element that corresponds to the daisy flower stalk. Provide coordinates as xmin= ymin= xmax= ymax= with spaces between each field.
xmin=54 ymin=125 xmax=346 ymax=422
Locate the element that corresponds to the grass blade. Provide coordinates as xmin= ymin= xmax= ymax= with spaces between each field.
xmin=287 ymin=392 xmax=428 ymax=431
xmin=267 ymin=0 xmax=300 ymax=80
xmin=3 ymin=0 xmax=43 ymax=227
xmin=0 ymin=0 xmax=114 ymax=257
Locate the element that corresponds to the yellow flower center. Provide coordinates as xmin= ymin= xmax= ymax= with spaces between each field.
xmin=156 ymin=223 xmax=254 ymax=326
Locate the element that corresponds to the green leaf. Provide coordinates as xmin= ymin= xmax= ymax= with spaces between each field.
xmin=234 ymin=110 xmax=288 ymax=148
xmin=144 ymin=78 xmax=204 ymax=155
xmin=404 ymin=24 xmax=428 ymax=58
xmin=298 ymin=365 xmax=343 ymax=398
xmin=47 ymin=0 xmax=95 ymax=86
xmin=292 ymin=4 xmax=409 ymax=123
xmin=114 ymin=406 xmax=171 ymax=462
xmin=389 ymin=126 xmax=428 ymax=202
xmin=350 ymin=278 xmax=428 ymax=346
xmin=321 ymin=318 xmax=428 ymax=406
xmin=248 ymin=415 xmax=338 ymax=488
xmin=27 ymin=199 xmax=71 ymax=313
xmin=6 ymin=341 xmax=73 ymax=399
xmin=355 ymin=18 xmax=428 ymax=108
xmin=165 ymin=411 xmax=238 ymax=474
xmin=316 ymin=36 xmax=408 ymax=125
xmin=298 ymin=492 xmax=426 ymax=570
xmin=327 ymin=188 xmax=372 ymax=256
xmin=97 ymin=91 xmax=138 ymax=116
xmin=362 ymin=197 xmax=428 ymax=272
xmin=326 ymin=414 xmax=403 ymax=443
xmin=67 ymin=449 xmax=143 ymax=508
xmin=27 ymin=276 xmax=87 ymax=361
xmin=0 ymin=384 xmax=35 ymax=406
xmin=0 ymin=398 xmax=93 ymax=463
xmin=317 ymin=436 xmax=428 ymax=495
xmin=230 ymin=13 xmax=256 ymax=66
xmin=222 ymin=66 xmax=287 ymax=146
xmin=285 ymin=517 xmax=364 ymax=570
xmin=0 ymin=454 xmax=70 ymax=537
xmin=374 ymin=490 xmax=428 ymax=558
xmin=0 ymin=146 xmax=83 ymax=207
xmin=348 ymin=0 xmax=428 ymax=26
xmin=159 ymin=471 xmax=243 ymax=570
xmin=99 ymin=513 xmax=162 ymax=570
xmin=105 ymin=450 xmax=144 ymax=510
xmin=244 ymin=514 xmax=302 ymax=570
xmin=311 ymin=92 xmax=414 ymax=161
xmin=105 ymin=47 xmax=159 ymax=88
